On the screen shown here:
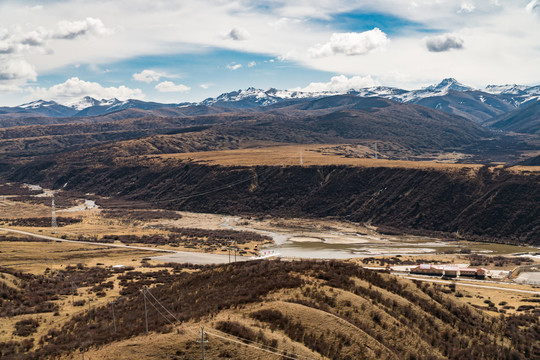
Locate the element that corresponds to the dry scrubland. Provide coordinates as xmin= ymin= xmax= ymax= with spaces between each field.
xmin=1 ymin=177 xmax=539 ymax=359
xmin=1 ymin=259 xmax=539 ymax=360
xmin=0 ymin=196 xmax=539 ymax=359
xmin=0 ymin=189 xmax=272 ymax=258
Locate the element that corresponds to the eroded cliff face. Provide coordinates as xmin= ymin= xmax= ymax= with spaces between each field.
xmin=8 ymin=162 xmax=540 ymax=245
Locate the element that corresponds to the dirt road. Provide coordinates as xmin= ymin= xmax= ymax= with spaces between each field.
xmin=0 ymin=227 xmax=249 ymax=264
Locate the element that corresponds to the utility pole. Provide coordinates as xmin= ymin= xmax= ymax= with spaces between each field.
xmin=200 ymin=327 xmax=208 ymax=360
xmin=51 ymin=196 xmax=57 ymax=234
xmin=143 ymin=287 xmax=149 ymax=334
xmin=299 ymin=148 xmax=303 ymax=166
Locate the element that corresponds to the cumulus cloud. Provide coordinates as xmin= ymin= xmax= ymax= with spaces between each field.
xmin=290 ymin=75 xmax=378 ymax=93
xmin=222 ymin=27 xmax=250 ymax=41
xmin=309 ymin=29 xmax=389 ymax=58
xmin=20 ymin=29 xmax=48 ymax=46
xmin=132 ymin=69 xmax=165 ymax=83
xmin=526 ymin=0 xmax=540 ymax=14
xmin=226 ymin=63 xmax=242 ymax=70
xmin=0 ymin=18 xmax=110 ymax=58
xmin=248 ymin=61 xmax=256 ymax=67
xmin=30 ymin=77 xmax=144 ymax=103
xmin=155 ymin=81 xmax=190 ymax=92
xmin=0 ymin=59 xmax=37 ymax=81
xmin=425 ymin=34 xmax=464 ymax=52
xmin=459 ymin=2 xmax=476 ymax=13
xmin=0 ymin=40 xmax=17 ymax=54
xmin=53 ymin=17 xmax=111 ymax=40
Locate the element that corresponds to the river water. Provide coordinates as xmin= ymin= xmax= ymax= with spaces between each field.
xmin=220 ymin=217 xmax=447 ymax=259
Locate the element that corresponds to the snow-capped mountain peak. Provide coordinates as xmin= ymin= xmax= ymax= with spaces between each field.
xmin=425 ymin=78 xmax=473 ymax=92
xmin=483 ymin=84 xmax=528 ymax=95
xmin=19 ymin=100 xmax=60 ymax=109
xmin=64 ymin=96 xmax=123 ymax=111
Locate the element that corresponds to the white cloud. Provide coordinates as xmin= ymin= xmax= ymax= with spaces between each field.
xmin=155 ymin=81 xmax=190 ymax=92
xmin=0 ymin=40 xmax=16 ymax=54
xmin=30 ymin=77 xmax=144 ymax=102
xmin=308 ymin=29 xmax=389 ymax=58
xmin=20 ymin=28 xmax=48 ymax=47
xmin=226 ymin=63 xmax=242 ymax=70
xmin=53 ymin=17 xmax=111 ymax=40
xmin=291 ymin=75 xmax=378 ymax=93
xmin=222 ymin=27 xmax=250 ymax=41
xmin=25 ymin=5 xmax=43 ymax=11
xmin=200 ymin=83 xmax=211 ymax=89
xmin=425 ymin=34 xmax=464 ymax=52
xmin=0 ymin=0 xmax=540 ymax=104
xmin=526 ymin=0 xmax=540 ymax=14
xmin=132 ymin=69 xmax=165 ymax=83
xmin=0 ymin=59 xmax=37 ymax=81
xmin=459 ymin=2 xmax=476 ymax=13
xmin=247 ymin=61 xmax=256 ymax=67
xmin=0 ymin=83 xmax=23 ymax=94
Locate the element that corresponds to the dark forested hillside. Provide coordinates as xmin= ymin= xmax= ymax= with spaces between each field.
xmin=488 ymin=100 xmax=540 ymax=135
xmin=8 ymin=160 xmax=539 ymax=245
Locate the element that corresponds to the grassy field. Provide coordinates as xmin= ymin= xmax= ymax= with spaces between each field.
xmin=154 ymin=144 xmax=487 ymax=171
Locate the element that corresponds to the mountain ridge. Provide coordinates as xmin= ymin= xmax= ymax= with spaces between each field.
xmin=2 ymin=78 xmax=540 ymax=125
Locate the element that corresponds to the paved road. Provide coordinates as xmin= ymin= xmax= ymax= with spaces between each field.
xmin=0 ymin=227 xmax=250 ymax=264
xmin=150 ymin=253 xmax=250 ymax=265
xmin=403 ymin=275 xmax=540 ymax=295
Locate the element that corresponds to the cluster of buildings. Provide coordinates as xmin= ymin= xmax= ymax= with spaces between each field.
xmin=407 ymin=264 xmax=487 ymax=278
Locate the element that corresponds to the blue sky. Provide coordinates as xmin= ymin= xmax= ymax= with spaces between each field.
xmin=1 ymin=0 xmax=540 ymax=106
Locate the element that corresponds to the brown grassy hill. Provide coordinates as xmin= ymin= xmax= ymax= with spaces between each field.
xmin=0 ymin=96 xmax=505 ymax=161
xmin=3 ymin=260 xmax=537 ymax=360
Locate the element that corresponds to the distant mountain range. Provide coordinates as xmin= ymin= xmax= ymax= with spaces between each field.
xmin=1 ymin=78 xmax=539 ymax=128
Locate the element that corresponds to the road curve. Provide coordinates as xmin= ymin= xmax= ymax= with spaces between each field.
xmin=403 ymin=275 xmax=540 ymax=295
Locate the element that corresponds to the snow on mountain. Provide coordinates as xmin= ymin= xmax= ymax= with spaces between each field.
xmin=395 ymin=78 xmax=473 ymax=102
xmin=483 ymin=84 xmax=528 ymax=95
xmin=425 ymin=78 xmax=473 ymax=92
xmin=19 ymin=100 xmax=60 ymax=109
xmin=9 ymin=78 xmax=540 ymax=120
xmin=64 ymin=96 xmax=122 ymax=111
xmin=198 ymin=86 xmax=407 ymax=108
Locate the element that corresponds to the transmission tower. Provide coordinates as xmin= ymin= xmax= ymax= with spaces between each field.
xmin=51 ymin=197 xmax=57 ymax=233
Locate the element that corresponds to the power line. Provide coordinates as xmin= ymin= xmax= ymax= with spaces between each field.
xmin=208 ymin=327 xmax=316 ymax=360
xmin=205 ymin=329 xmax=310 ymax=360
xmin=101 ymin=166 xmax=276 ymax=209
xmin=169 ymin=166 xmax=275 ymax=202
xmin=144 ymin=287 xmax=183 ymax=324
xmin=143 ymin=286 xmax=316 ymax=360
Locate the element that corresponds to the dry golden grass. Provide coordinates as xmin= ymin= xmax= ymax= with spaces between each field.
xmin=448 ymin=281 xmax=539 ymax=316
xmin=507 ymin=165 xmax=540 ymax=173
xmin=0 ymin=195 xmax=266 ymax=256
xmin=154 ymin=144 xmax=484 ymax=171
xmin=0 ymin=238 xmax=162 ymax=274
